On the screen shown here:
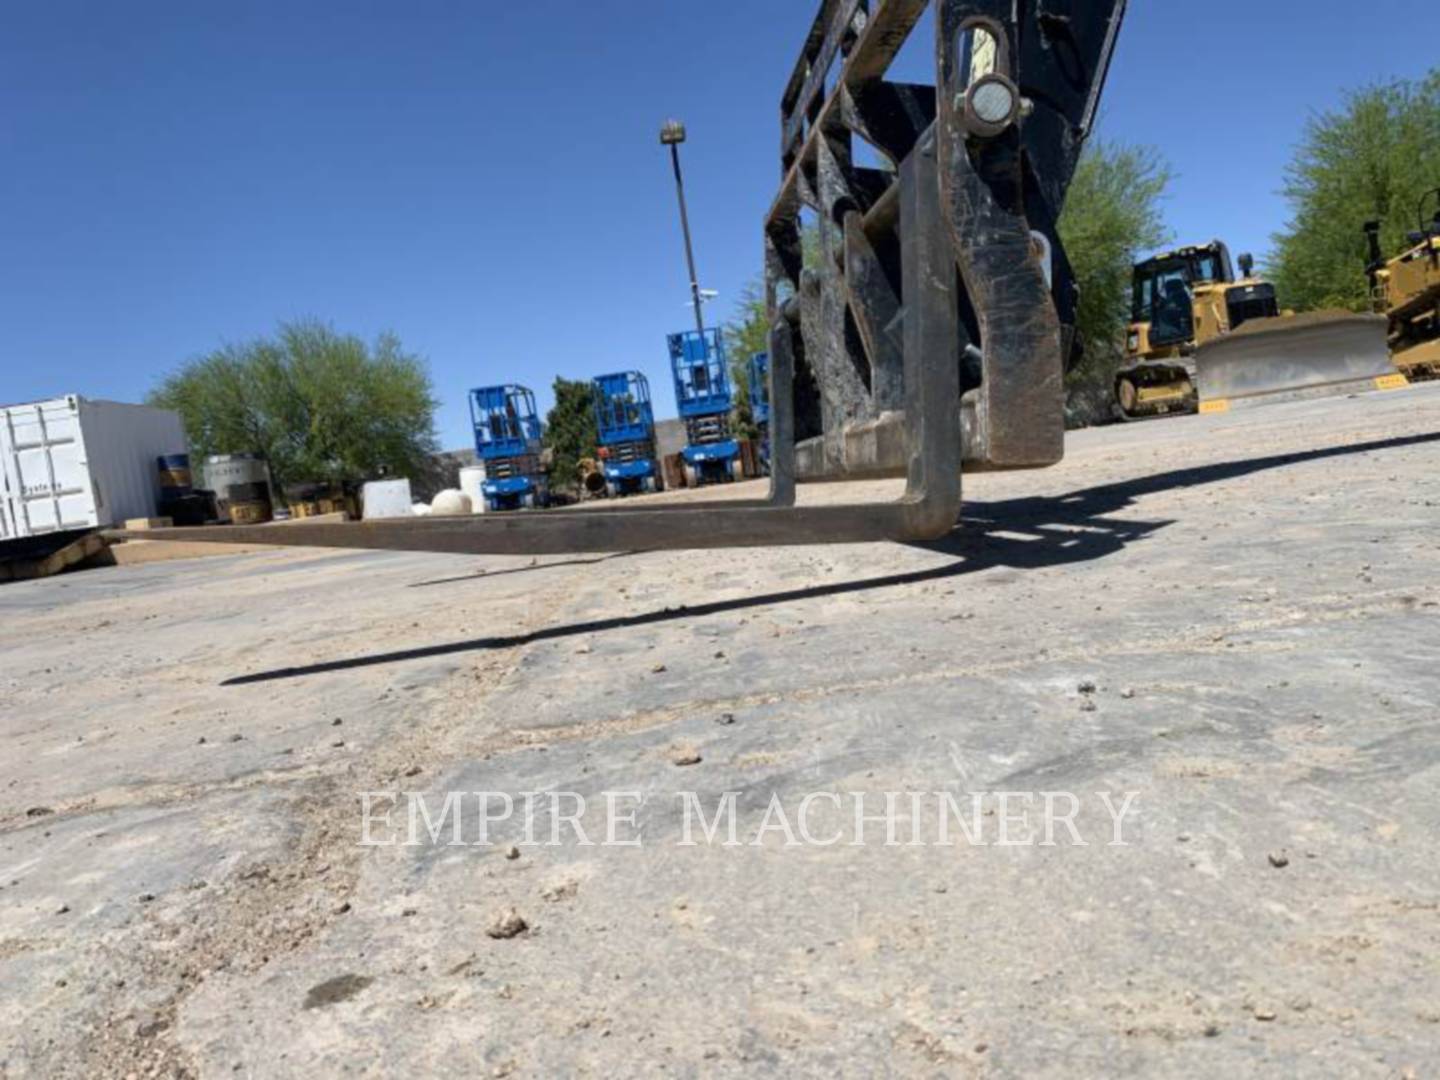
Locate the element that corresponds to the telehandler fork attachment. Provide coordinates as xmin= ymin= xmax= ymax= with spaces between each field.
xmin=114 ymin=0 xmax=1127 ymax=556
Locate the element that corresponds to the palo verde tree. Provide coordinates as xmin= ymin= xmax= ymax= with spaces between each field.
xmin=1269 ymin=70 xmax=1440 ymax=312
xmin=148 ymin=320 xmax=439 ymax=495
xmin=542 ymin=377 xmax=598 ymax=492
xmin=1057 ymin=138 xmax=1173 ymax=389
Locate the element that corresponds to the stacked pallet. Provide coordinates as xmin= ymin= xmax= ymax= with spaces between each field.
xmin=0 ymin=531 xmax=110 ymax=582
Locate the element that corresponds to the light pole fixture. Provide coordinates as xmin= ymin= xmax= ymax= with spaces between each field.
xmin=660 ymin=119 xmax=707 ymax=338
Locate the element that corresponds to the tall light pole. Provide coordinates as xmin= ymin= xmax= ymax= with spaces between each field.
xmin=660 ymin=120 xmax=708 ymax=339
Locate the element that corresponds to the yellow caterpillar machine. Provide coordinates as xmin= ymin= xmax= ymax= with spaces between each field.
xmin=1115 ymin=242 xmax=1270 ymax=419
xmin=1366 ymin=188 xmax=1440 ymax=381
xmin=1115 ymin=241 xmax=1399 ymax=421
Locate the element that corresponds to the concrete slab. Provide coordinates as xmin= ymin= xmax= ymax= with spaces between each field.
xmin=2 ymin=384 xmax=1439 ymax=1077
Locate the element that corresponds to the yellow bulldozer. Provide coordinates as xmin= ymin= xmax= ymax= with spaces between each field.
xmin=1366 ymin=188 xmax=1440 ymax=381
xmin=1114 ymin=241 xmax=1400 ymax=421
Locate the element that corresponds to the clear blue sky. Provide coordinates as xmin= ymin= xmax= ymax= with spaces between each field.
xmin=4 ymin=1 xmax=1438 ymax=450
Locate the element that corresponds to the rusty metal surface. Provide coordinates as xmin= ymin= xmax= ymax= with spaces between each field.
xmin=768 ymin=0 xmax=1126 ymax=473
xmin=114 ymin=0 xmax=1128 ymax=556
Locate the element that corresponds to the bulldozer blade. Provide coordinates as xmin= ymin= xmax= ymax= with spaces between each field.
xmin=1196 ymin=311 xmax=1402 ymax=414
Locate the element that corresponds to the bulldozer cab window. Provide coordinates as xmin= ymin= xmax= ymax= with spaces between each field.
xmin=1135 ymin=250 xmax=1226 ymax=324
xmin=1144 ymin=267 xmax=1195 ymax=346
xmin=1134 ymin=265 xmax=1191 ymax=317
xmin=1191 ymin=252 xmax=1223 ymax=283
xmin=1133 ymin=275 xmax=1156 ymax=323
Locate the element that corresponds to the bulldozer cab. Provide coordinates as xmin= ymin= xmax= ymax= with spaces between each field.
xmin=1367 ymin=188 xmax=1440 ymax=297
xmin=1132 ymin=243 xmax=1235 ymax=350
xmin=1366 ymin=188 xmax=1440 ymax=380
xmin=1131 ymin=241 xmax=1285 ymax=357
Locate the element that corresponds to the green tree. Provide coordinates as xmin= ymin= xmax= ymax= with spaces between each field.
xmin=1269 ymin=71 xmax=1440 ymax=312
xmin=148 ymin=320 xmax=438 ymax=496
xmin=723 ymin=277 xmax=768 ymax=439
xmin=721 ymin=223 xmax=819 ymax=439
xmin=1058 ymin=139 xmax=1173 ymax=384
xmin=543 ymin=377 xmax=598 ymax=492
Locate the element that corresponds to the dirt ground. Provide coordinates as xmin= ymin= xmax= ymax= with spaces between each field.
xmin=3 ymin=383 xmax=1439 ymax=1078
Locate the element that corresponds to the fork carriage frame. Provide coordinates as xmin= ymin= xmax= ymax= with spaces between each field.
xmin=114 ymin=0 xmax=1126 ymax=557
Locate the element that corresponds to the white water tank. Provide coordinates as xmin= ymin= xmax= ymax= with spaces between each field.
xmin=430 ymin=489 xmax=472 ymax=517
xmin=458 ymin=465 xmax=487 ymax=514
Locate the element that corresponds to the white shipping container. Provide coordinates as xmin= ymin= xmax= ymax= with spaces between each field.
xmin=0 ymin=395 xmax=188 ymax=541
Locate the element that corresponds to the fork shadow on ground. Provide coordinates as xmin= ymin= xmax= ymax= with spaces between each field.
xmin=223 ymin=430 xmax=1440 ymax=685
xmin=406 ymin=551 xmax=639 ymax=589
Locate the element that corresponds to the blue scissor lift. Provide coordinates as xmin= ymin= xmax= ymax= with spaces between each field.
xmin=748 ymin=351 xmax=771 ymax=474
xmin=668 ymin=328 xmax=741 ymax=487
xmin=470 ymin=384 xmax=547 ymax=512
xmin=592 ymin=371 xmax=660 ymax=497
